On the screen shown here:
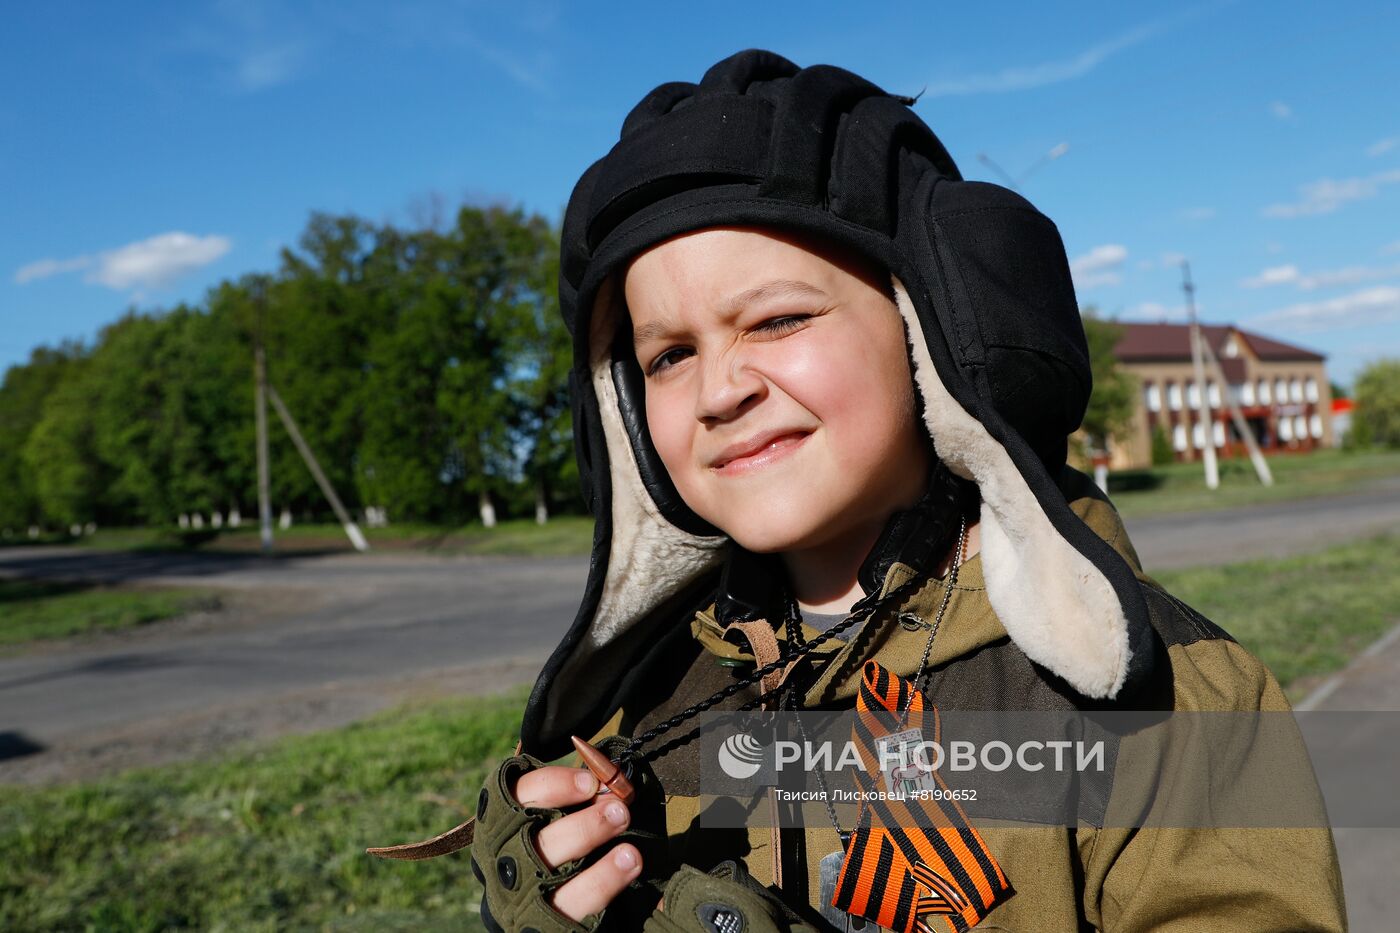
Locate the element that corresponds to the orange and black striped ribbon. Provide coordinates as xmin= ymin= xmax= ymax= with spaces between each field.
xmin=831 ymin=660 xmax=1013 ymax=933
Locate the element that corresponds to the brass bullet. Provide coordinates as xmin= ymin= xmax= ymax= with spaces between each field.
xmin=570 ymin=735 xmax=636 ymax=806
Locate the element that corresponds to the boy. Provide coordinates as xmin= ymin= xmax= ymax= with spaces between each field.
xmin=373 ymin=50 xmax=1345 ymax=932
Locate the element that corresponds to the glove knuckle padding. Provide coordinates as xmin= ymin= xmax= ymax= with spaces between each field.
xmin=472 ymin=753 xmax=598 ymax=933
xmin=643 ymin=861 xmax=820 ymax=933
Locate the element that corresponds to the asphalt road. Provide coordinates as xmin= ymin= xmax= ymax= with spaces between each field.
xmin=1 ymin=479 xmax=1397 ymax=784
xmin=0 ymin=551 xmax=587 ymax=781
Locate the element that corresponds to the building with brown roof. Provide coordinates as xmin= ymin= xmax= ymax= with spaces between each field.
xmin=1095 ymin=322 xmax=1331 ymax=469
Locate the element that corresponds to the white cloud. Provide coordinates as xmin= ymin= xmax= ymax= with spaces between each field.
xmin=1135 ymin=259 xmax=1154 ymax=271
xmin=14 ymin=255 xmax=92 ymax=284
xmin=1160 ymin=251 xmax=1187 ymax=268
xmin=1241 ymin=264 xmax=1300 ymax=288
xmin=1251 ymin=286 xmax=1400 ymax=332
xmin=1383 ymin=241 xmax=1400 ymax=255
xmin=925 ymin=20 xmax=1159 ymax=96
xmin=1269 ymin=101 xmax=1293 ymax=120
xmin=1297 ymin=263 xmax=1400 ymax=290
xmin=1264 ymin=168 xmax=1400 ymax=218
xmin=14 ymin=232 xmax=231 ymax=292
xmin=1240 ymin=260 xmax=1400 ymax=291
xmin=1367 ymin=137 xmax=1398 ymax=158
xmin=1178 ymin=206 xmax=1216 ymax=221
xmin=1122 ymin=301 xmax=1190 ymax=322
xmin=235 ymin=43 xmax=305 ymax=91
xmin=1070 ymin=243 xmax=1128 ymax=289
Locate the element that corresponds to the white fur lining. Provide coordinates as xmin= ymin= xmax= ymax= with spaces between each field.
xmin=892 ymin=277 xmax=1132 ymax=698
xmin=586 ymin=279 xmax=728 ymax=649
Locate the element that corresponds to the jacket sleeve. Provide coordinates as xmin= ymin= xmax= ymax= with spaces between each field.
xmin=1079 ymin=637 xmax=1347 ymax=932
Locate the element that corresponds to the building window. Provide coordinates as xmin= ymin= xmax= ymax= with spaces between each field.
xmin=1305 ymin=377 xmax=1319 ymax=402
xmin=1212 ymin=421 xmax=1226 ymax=447
xmin=1241 ymin=381 xmax=1256 ymax=405
xmin=1193 ymin=422 xmax=1206 ymax=449
xmin=1173 ymin=423 xmax=1187 ymax=451
xmin=1310 ymin=414 xmax=1324 ymax=438
xmin=1259 ymin=379 xmax=1271 ymax=404
xmin=1208 ymin=381 xmax=1221 ymax=407
xmin=1294 ymin=414 xmax=1308 ymax=439
xmin=1278 ymin=418 xmax=1293 ymax=442
xmin=1187 ymin=382 xmax=1201 ymax=409
xmin=1224 ymin=335 xmax=1239 ymax=358
xmin=1275 ymin=378 xmax=1288 ymax=404
xmin=1290 ymin=378 xmax=1303 ymax=402
xmin=1167 ymin=382 xmax=1182 ymax=410
xmin=1144 ymin=382 xmax=1161 ymax=412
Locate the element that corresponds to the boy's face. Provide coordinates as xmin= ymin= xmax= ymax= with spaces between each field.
xmin=624 ymin=227 xmax=931 ymax=555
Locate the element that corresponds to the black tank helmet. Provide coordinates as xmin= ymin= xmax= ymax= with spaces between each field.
xmin=521 ymin=49 xmax=1158 ymax=760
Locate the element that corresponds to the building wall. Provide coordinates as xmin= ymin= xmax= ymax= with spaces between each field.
xmin=1108 ymin=348 xmax=1331 ymax=469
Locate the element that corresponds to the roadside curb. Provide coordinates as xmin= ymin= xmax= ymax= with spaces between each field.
xmin=1295 ymin=618 xmax=1400 ymax=712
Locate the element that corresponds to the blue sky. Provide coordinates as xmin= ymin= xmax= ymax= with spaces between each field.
xmin=4 ymin=0 xmax=1398 ymax=387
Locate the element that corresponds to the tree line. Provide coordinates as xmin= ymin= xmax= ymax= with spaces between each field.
xmin=0 ymin=205 xmax=577 ymax=535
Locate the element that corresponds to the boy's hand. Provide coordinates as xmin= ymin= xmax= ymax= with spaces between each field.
xmin=511 ymin=765 xmax=644 ymax=923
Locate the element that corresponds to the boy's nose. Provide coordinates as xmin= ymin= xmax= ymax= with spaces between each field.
xmin=694 ymin=354 xmax=765 ymax=423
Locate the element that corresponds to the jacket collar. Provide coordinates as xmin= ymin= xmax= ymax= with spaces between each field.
xmin=692 ymin=469 xmax=1152 ymax=706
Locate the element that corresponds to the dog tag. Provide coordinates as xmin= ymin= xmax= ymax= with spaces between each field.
xmin=875 ymin=727 xmax=938 ymax=797
xmin=818 ymin=848 xmax=899 ymax=932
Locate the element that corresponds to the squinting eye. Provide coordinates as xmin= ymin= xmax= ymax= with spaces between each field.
xmin=647 ymin=347 xmax=692 ymax=376
xmin=755 ymin=315 xmax=809 ymax=336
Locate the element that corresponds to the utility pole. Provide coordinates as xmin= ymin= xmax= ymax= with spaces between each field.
xmin=1198 ymin=336 xmax=1274 ymax=486
xmin=266 ymin=385 xmax=369 ymax=552
xmin=1181 ymin=261 xmax=1219 ymax=490
xmin=254 ymin=339 xmax=274 ymax=553
xmin=977 ymin=142 xmax=1070 ymax=192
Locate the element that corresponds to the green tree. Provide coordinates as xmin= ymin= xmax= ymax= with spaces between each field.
xmin=1076 ymin=309 xmax=1139 ymax=462
xmin=22 ymin=356 xmax=107 ymax=528
xmin=1352 ymin=358 xmax=1400 ymax=448
xmin=1150 ymin=424 xmax=1175 ymax=466
xmin=8 ymin=201 xmax=582 ymax=531
xmin=0 ymin=343 xmax=83 ymax=532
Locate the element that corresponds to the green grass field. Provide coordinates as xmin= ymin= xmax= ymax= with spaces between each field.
xmin=0 ymin=687 xmax=529 ymax=932
xmin=0 ymin=581 xmax=221 ymax=648
xmin=3 ymin=532 xmax=1398 ymax=930
xmin=1152 ymin=530 xmax=1400 ymax=698
xmin=75 ymin=515 xmax=597 ymax=559
xmin=1108 ymin=447 xmax=1400 ymax=517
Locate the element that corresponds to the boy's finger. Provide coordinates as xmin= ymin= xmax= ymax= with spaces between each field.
xmin=511 ymin=766 xmax=599 ymax=809
xmin=534 ymin=796 xmax=630 ymax=871
xmin=548 ymin=843 xmax=642 ymax=923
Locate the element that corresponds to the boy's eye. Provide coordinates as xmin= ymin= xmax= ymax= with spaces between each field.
xmin=753 ymin=314 xmax=809 ymax=337
xmin=647 ymin=347 xmax=692 ymax=376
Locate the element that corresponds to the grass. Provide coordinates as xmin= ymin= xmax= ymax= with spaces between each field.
xmin=73 ymin=515 xmax=597 ymax=558
xmin=1108 ymin=447 xmax=1400 ymax=517
xmin=0 ymin=686 xmax=532 ymax=932
xmin=2 ymin=535 xmax=1397 ymax=928
xmin=1152 ymin=530 xmax=1400 ymax=700
xmin=0 ymin=580 xmax=222 ymax=648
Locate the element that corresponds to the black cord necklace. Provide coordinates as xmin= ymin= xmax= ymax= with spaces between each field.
xmin=619 ymin=569 xmax=927 ymax=765
xmin=619 ymin=503 xmax=971 ymax=768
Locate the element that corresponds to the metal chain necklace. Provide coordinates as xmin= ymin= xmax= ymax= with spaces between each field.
xmin=791 ymin=513 xmax=968 ymax=844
